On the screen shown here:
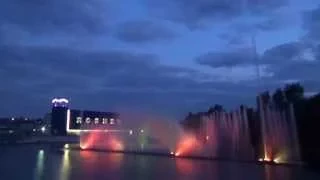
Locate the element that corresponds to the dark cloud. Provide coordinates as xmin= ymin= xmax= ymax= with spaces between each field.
xmin=147 ymin=0 xmax=288 ymax=28
xmin=195 ymin=42 xmax=311 ymax=68
xmin=303 ymin=4 xmax=320 ymax=40
xmin=114 ymin=20 xmax=176 ymax=43
xmin=195 ymin=40 xmax=320 ymax=92
xmin=0 ymin=0 xmax=108 ymax=35
xmin=195 ymin=48 xmax=254 ymax=68
xmin=1 ymin=44 xmax=258 ymax=117
xmin=262 ymin=42 xmax=307 ymax=63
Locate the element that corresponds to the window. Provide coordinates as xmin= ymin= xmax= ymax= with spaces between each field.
xmin=76 ymin=117 xmax=82 ymax=124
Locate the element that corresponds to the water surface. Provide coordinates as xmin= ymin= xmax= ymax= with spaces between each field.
xmin=0 ymin=144 xmax=319 ymax=180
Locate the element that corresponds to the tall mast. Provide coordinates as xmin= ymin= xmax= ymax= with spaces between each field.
xmin=251 ymin=35 xmax=261 ymax=93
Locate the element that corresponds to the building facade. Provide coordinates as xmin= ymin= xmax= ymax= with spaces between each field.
xmin=50 ymin=98 xmax=120 ymax=136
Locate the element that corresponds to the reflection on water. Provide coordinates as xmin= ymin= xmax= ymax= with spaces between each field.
xmin=59 ymin=150 xmax=71 ymax=180
xmin=34 ymin=149 xmax=44 ymax=180
xmin=1 ymin=145 xmax=319 ymax=180
xmin=175 ymin=158 xmax=196 ymax=175
xmin=264 ymin=165 xmax=292 ymax=180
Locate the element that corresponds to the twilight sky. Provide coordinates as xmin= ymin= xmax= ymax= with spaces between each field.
xmin=1 ymin=0 xmax=320 ymax=119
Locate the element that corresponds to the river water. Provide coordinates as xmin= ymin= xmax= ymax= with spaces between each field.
xmin=0 ymin=144 xmax=319 ymax=180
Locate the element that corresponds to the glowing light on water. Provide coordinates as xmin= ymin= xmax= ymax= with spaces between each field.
xmin=175 ymin=135 xmax=199 ymax=156
xmin=264 ymin=157 xmax=271 ymax=162
xmin=109 ymin=138 xmax=124 ymax=151
xmin=59 ymin=149 xmax=70 ymax=180
xmin=80 ymin=133 xmax=98 ymax=150
xmin=34 ymin=149 xmax=45 ymax=180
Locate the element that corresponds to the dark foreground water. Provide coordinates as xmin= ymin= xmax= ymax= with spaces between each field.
xmin=0 ymin=144 xmax=319 ymax=180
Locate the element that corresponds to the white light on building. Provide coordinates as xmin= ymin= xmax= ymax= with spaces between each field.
xmin=76 ymin=117 xmax=82 ymax=124
xmin=85 ymin=117 xmax=91 ymax=124
xmin=110 ymin=118 xmax=115 ymax=125
xmin=94 ymin=118 xmax=99 ymax=124
xmin=102 ymin=118 xmax=107 ymax=124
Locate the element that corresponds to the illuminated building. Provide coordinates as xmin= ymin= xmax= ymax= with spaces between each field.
xmin=67 ymin=110 xmax=120 ymax=134
xmin=50 ymin=98 xmax=120 ymax=136
xmin=51 ymin=98 xmax=69 ymax=135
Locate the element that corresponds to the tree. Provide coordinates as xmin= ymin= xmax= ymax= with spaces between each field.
xmin=207 ymin=104 xmax=224 ymax=114
xmin=261 ymin=91 xmax=270 ymax=104
xmin=272 ymin=88 xmax=285 ymax=109
xmin=180 ymin=112 xmax=203 ymax=133
xmin=284 ymin=83 xmax=304 ymax=103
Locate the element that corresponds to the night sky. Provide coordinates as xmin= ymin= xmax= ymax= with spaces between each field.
xmin=0 ymin=0 xmax=319 ymax=119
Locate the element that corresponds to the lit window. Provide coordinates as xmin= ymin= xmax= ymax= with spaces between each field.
xmin=110 ymin=118 xmax=115 ymax=125
xmin=94 ymin=118 xmax=99 ymax=124
xmin=102 ymin=118 xmax=108 ymax=124
xmin=85 ymin=117 xmax=91 ymax=124
xmin=76 ymin=117 xmax=82 ymax=124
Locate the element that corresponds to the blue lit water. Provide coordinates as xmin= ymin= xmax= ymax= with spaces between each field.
xmin=0 ymin=144 xmax=319 ymax=180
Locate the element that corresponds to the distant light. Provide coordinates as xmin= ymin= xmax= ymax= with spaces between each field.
xmin=140 ymin=129 xmax=144 ymax=133
xmin=11 ymin=117 xmax=15 ymax=121
xmin=9 ymin=130 xmax=14 ymax=134
xmin=25 ymin=118 xmax=28 ymax=121
xmin=206 ymin=136 xmax=209 ymax=140
xmin=175 ymin=152 xmax=180 ymax=157
xmin=64 ymin=144 xmax=69 ymax=149
xmin=129 ymin=130 xmax=133 ymax=135
xmin=41 ymin=126 xmax=46 ymax=133
xmin=39 ymin=149 xmax=44 ymax=155
xmin=33 ymin=129 xmax=36 ymax=132
xmin=170 ymin=151 xmax=174 ymax=155
xmin=258 ymin=158 xmax=263 ymax=162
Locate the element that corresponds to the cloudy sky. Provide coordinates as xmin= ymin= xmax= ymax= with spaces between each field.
xmin=1 ymin=0 xmax=319 ymax=119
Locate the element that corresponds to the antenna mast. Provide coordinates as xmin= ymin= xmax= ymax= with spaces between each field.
xmin=251 ymin=35 xmax=261 ymax=93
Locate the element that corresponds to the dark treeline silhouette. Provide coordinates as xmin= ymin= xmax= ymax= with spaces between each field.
xmin=181 ymin=83 xmax=320 ymax=167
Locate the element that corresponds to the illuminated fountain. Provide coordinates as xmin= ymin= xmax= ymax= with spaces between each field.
xmin=257 ymin=93 xmax=301 ymax=164
xmin=79 ymin=115 xmax=181 ymax=155
xmin=200 ymin=107 xmax=253 ymax=160
xmin=76 ymin=95 xmax=301 ymax=164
